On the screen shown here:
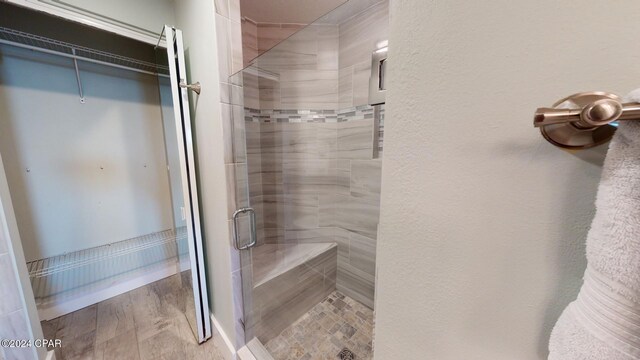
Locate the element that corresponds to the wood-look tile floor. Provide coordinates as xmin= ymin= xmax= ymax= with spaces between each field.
xmin=40 ymin=273 xmax=226 ymax=360
xmin=264 ymin=291 xmax=374 ymax=360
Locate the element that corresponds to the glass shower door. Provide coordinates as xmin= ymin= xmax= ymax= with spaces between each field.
xmin=233 ymin=0 xmax=386 ymax=357
xmin=157 ymin=25 xmax=211 ymax=344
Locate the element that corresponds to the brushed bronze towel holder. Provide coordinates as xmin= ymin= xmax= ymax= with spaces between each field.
xmin=534 ymin=92 xmax=640 ymax=149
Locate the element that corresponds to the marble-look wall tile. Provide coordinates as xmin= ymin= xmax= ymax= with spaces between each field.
xmin=247 ymin=115 xmax=381 ymax=308
xmin=258 ymin=27 xmax=317 ymax=71
xmin=258 ymin=77 xmax=281 ymax=109
xmin=261 ymin=194 xmax=285 ymax=229
xmin=331 ymin=227 xmax=351 ymax=265
xmin=235 ymin=163 xmax=250 ymax=209
xmin=242 ymin=2 xmax=387 ymax=310
xmin=231 ymin=268 xmax=249 ymax=347
xmin=247 ymin=161 xmax=263 ymax=199
xmin=317 ymin=25 xmax=340 ymax=71
xmin=259 ymin=124 xmax=283 ymax=161
xmin=232 ymin=105 xmax=247 ymax=163
xmin=319 ymin=194 xmax=379 ymax=240
xmin=317 ymin=123 xmax=338 ymax=159
xmin=225 ymin=163 xmax=250 ymax=218
xmin=341 ymin=196 xmax=380 ymax=240
xmin=349 ymin=232 xmax=376 ymax=276
xmin=283 ymin=159 xmax=337 ymax=194
xmin=253 ymin=23 xmax=340 ymax=110
xmin=227 ymin=220 xmax=241 ymax=271
xmin=220 ymin=103 xmax=234 ymax=165
xmin=337 ymin=159 xmax=351 ymax=170
xmin=245 ymin=122 xmax=262 ymax=156
xmin=338 ymin=0 xmax=389 ymax=107
xmin=242 ymin=18 xmax=258 ymax=66
xmin=350 ymin=159 xmax=382 ymax=203
xmin=283 ymin=194 xmax=318 ymax=230
xmin=284 ymin=228 xmax=334 ymax=244
xmin=262 ymin=227 xmax=284 ymax=244
xmin=338 ymin=1 xmax=389 ymax=69
xmin=259 ymin=156 xmax=283 ymax=186
xmin=318 ymin=194 xmax=339 ymax=228
xmin=230 ymin=83 xmax=244 ymax=106
xmin=337 ymin=119 xmax=374 ymax=159
xmin=215 ymin=14 xmax=232 ymax=80
xmin=337 ymin=262 xmax=375 ymax=309
xmin=251 ymin=247 xmax=336 ymax=343
xmin=336 ymin=168 xmax=351 ymax=195
xmin=270 ymin=123 xmax=318 ymax=160
xmin=352 ymin=61 xmax=371 ymax=106
xmin=230 ymin=19 xmax=244 ymax=74
xmin=256 ymin=24 xmax=280 ymax=53
xmin=243 ymin=72 xmax=260 ymax=109
xmin=280 ymin=70 xmax=339 ymax=110
xmin=225 ymin=164 xmax=237 ymax=218
xmin=219 ymin=82 xmax=231 ymax=105
xmin=338 ymin=67 xmax=354 ymax=109
xmin=257 ymin=24 xmax=301 ymax=54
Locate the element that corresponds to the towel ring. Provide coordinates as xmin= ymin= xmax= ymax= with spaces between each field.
xmin=533 ymin=92 xmax=640 ymax=149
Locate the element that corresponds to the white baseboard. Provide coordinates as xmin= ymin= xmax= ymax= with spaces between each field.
xmin=211 ymin=313 xmax=237 ymax=360
xmin=37 ymin=262 xmax=178 ymax=320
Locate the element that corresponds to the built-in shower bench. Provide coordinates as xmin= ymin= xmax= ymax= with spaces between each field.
xmin=248 ymin=243 xmax=337 ymax=343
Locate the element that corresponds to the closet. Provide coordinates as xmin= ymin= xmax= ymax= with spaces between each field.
xmin=0 ymin=3 xmax=210 ymax=342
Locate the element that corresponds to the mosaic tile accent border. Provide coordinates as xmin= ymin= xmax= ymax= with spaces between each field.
xmin=244 ymin=108 xmax=338 ymax=123
xmin=244 ymin=105 xmax=386 ymax=153
xmin=337 ymin=106 xmax=375 ymax=123
xmin=244 ymin=105 xmax=384 ymax=124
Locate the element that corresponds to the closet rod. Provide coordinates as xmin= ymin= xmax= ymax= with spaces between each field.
xmin=0 ymin=38 xmax=169 ymax=78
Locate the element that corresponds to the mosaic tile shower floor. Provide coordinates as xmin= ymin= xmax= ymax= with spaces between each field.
xmin=264 ymin=291 xmax=374 ymax=360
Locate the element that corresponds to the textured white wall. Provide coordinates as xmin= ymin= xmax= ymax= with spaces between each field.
xmin=374 ymin=1 xmax=640 ymax=359
xmin=0 ymin=46 xmax=174 ymax=261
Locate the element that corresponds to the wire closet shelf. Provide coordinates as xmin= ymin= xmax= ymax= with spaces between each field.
xmin=0 ymin=26 xmax=169 ymax=76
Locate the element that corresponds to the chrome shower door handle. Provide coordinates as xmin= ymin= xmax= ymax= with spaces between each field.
xmin=232 ymin=207 xmax=257 ymax=250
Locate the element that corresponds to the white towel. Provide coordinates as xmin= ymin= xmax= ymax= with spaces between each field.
xmin=548 ymin=90 xmax=640 ymax=360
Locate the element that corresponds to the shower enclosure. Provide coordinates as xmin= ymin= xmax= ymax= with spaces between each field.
xmin=229 ymin=0 xmax=389 ymax=358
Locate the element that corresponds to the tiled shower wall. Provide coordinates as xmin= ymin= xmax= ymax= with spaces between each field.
xmin=214 ymin=0 xmax=255 ymax=348
xmin=339 ymin=1 xmax=389 ymax=109
xmin=245 ymin=110 xmax=381 ymax=308
xmin=241 ymin=18 xmax=305 ymax=66
xmin=241 ymin=0 xmax=389 ymax=309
